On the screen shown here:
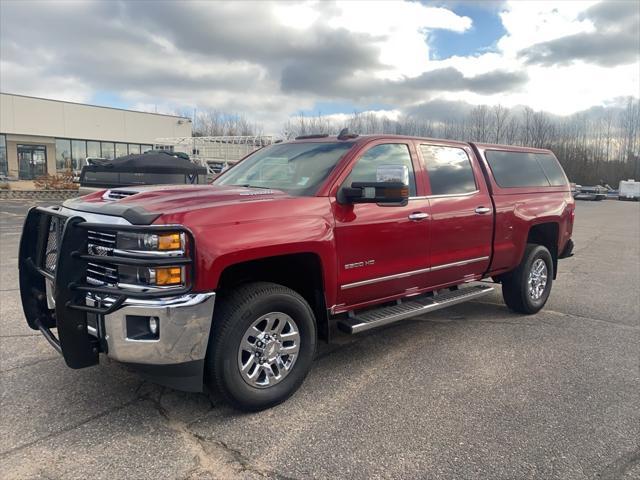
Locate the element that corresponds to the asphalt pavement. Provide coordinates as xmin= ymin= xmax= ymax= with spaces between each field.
xmin=1 ymin=199 xmax=638 ymax=479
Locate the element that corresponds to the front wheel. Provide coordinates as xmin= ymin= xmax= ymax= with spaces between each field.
xmin=205 ymin=282 xmax=317 ymax=411
xmin=501 ymin=244 xmax=553 ymax=314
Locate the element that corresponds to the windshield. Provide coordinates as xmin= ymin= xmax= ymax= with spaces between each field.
xmin=214 ymin=142 xmax=354 ymax=196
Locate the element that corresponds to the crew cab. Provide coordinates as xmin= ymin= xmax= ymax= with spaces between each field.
xmin=19 ymin=132 xmax=575 ymax=411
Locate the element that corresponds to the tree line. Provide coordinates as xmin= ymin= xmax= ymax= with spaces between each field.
xmin=181 ymin=97 xmax=640 ymax=186
xmin=281 ymin=98 xmax=640 ymax=186
xmin=178 ymin=109 xmax=263 ymax=137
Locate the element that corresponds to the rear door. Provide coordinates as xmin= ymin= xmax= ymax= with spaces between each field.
xmin=417 ymin=142 xmax=493 ymax=288
xmin=333 ymin=141 xmax=431 ymax=310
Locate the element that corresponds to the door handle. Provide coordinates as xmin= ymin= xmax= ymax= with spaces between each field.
xmin=475 ymin=207 xmax=492 ymax=214
xmin=408 ymin=212 xmax=429 ymax=221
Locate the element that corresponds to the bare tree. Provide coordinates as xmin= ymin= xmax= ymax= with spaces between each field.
xmin=521 ymin=106 xmax=534 ymax=146
xmin=189 ymin=108 xmax=262 ymax=137
xmin=469 ymin=105 xmax=490 ymax=142
xmin=504 ymin=116 xmax=519 ymax=145
xmin=492 ymin=104 xmax=509 ymax=144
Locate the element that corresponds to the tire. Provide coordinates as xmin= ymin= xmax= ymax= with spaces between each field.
xmin=501 ymin=244 xmax=553 ymax=314
xmin=205 ymin=282 xmax=317 ymax=411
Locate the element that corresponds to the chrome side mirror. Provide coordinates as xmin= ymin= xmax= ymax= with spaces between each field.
xmin=376 ymin=164 xmax=409 ymax=186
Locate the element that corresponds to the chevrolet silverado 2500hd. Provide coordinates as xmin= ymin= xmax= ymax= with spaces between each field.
xmin=19 ymin=132 xmax=575 ymax=411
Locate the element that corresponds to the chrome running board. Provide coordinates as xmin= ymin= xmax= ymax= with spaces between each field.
xmin=337 ymin=285 xmax=494 ymax=334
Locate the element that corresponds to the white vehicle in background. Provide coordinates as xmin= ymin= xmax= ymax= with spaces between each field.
xmin=618 ymin=179 xmax=640 ymax=201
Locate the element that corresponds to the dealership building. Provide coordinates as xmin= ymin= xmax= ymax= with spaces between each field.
xmin=0 ymin=93 xmax=192 ymax=179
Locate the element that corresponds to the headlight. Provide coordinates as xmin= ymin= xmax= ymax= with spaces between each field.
xmin=114 ymin=230 xmax=188 ymax=290
xmin=119 ymin=265 xmax=185 ymax=287
xmin=116 ymin=231 xmax=184 ymax=253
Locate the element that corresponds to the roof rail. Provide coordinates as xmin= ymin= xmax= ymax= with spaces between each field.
xmin=294 ymin=133 xmax=330 ymax=140
xmin=337 ymin=128 xmax=359 ymax=140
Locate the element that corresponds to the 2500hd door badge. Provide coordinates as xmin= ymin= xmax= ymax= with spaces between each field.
xmin=344 ymin=260 xmax=376 ymax=270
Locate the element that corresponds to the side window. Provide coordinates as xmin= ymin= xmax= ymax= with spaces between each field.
xmin=485 ymin=150 xmax=563 ymax=187
xmin=343 ymin=143 xmax=416 ymax=196
xmin=535 ymin=153 xmax=567 ymax=186
xmin=421 ymin=145 xmax=477 ymax=195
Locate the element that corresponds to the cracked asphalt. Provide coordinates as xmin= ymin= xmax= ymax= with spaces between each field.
xmin=1 ymin=198 xmax=639 ymax=479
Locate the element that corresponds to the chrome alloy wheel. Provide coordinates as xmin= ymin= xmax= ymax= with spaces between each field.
xmin=527 ymin=258 xmax=548 ymax=300
xmin=237 ymin=312 xmax=300 ymax=388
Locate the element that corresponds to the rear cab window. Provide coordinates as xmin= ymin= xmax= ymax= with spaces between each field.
xmin=420 ymin=145 xmax=477 ymax=195
xmin=485 ymin=150 xmax=568 ymax=188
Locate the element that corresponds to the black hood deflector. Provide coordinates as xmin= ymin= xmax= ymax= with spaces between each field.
xmin=62 ymin=198 xmax=161 ymax=225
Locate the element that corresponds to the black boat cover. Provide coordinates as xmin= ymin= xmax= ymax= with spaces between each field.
xmin=85 ymin=150 xmax=205 ymax=175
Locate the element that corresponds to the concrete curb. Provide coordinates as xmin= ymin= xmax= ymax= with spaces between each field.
xmin=0 ymin=190 xmax=81 ymax=200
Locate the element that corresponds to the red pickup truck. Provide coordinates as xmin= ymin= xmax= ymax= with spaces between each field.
xmin=19 ymin=132 xmax=575 ymax=410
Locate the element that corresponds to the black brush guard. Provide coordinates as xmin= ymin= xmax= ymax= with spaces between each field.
xmin=18 ymin=206 xmax=194 ymax=369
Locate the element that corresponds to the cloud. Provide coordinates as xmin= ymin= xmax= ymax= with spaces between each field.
xmin=581 ymin=0 xmax=639 ymax=27
xmin=282 ymin=65 xmax=527 ymax=102
xmin=520 ymin=31 xmax=639 ymax=67
xmin=0 ymin=0 xmax=478 ymax=129
xmin=405 ymin=68 xmax=527 ymax=94
xmin=0 ymin=0 xmax=637 ymax=133
xmin=404 ymin=99 xmax=476 ymax=123
xmin=518 ymin=0 xmax=640 ymax=67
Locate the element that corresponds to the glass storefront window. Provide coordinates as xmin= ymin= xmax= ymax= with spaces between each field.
xmin=101 ymin=142 xmax=115 ymax=160
xmin=54 ymin=139 xmax=152 ymax=170
xmin=128 ymin=144 xmax=141 ymax=155
xmin=55 ymin=138 xmax=72 ymax=171
xmin=18 ymin=144 xmax=47 ymax=179
xmin=71 ymin=139 xmax=87 ymax=171
xmin=0 ymin=134 xmax=7 ymax=176
xmin=87 ymin=141 xmax=100 ymax=159
xmin=115 ymin=143 xmax=128 ymax=158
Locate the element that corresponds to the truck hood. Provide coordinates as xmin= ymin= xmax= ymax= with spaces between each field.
xmin=63 ymin=185 xmax=292 ymax=224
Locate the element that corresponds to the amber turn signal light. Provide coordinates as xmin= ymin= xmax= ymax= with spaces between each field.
xmin=155 ymin=267 xmax=183 ymax=285
xmin=158 ymin=233 xmax=182 ymax=250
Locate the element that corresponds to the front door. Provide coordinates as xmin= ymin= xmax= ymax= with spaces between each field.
xmin=333 ymin=142 xmax=431 ymax=310
xmin=18 ymin=145 xmax=47 ymax=179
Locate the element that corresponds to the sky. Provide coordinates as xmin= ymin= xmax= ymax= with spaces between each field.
xmin=0 ymin=0 xmax=638 ymax=133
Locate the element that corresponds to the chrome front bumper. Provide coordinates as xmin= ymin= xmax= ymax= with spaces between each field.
xmin=100 ymin=292 xmax=216 ymax=391
xmin=97 ymin=292 xmax=216 ymax=365
xmin=46 ymin=281 xmax=216 ymax=366
xmin=81 ymin=290 xmax=216 ymax=391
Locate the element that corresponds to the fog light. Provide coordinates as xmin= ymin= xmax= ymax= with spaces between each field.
xmin=149 ymin=317 xmax=159 ymax=335
xmin=126 ymin=315 xmax=160 ymax=340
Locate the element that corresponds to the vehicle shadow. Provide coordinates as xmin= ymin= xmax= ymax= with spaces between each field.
xmin=198 ymin=298 xmax=522 ymax=415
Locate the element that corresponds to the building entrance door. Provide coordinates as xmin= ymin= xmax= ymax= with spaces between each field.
xmin=18 ymin=145 xmax=47 ymax=179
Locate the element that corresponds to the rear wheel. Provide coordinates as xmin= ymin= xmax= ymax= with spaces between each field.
xmin=205 ymin=282 xmax=316 ymax=411
xmin=501 ymin=244 xmax=553 ymax=314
